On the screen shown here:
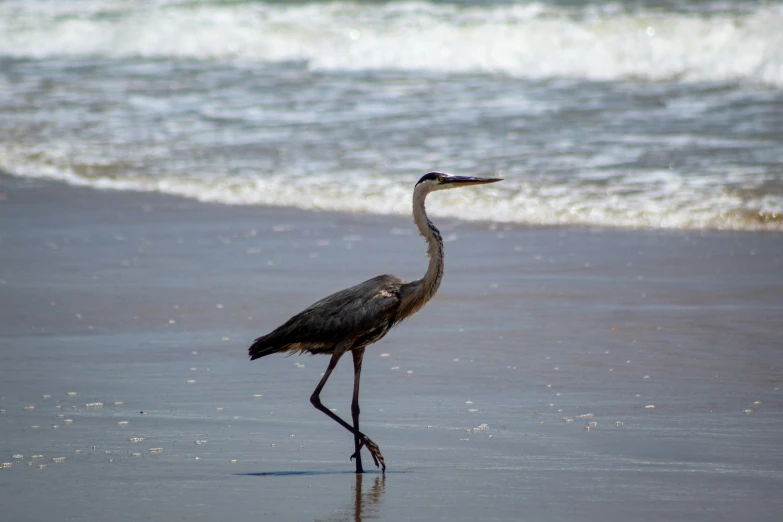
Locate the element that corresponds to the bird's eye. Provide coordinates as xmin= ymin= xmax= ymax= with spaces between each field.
xmin=437 ymin=176 xmax=445 ymax=183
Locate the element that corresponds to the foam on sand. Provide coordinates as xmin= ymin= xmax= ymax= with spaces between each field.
xmin=1 ymin=147 xmax=780 ymax=231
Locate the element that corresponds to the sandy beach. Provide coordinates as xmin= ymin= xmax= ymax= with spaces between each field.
xmin=1 ymin=173 xmax=782 ymax=521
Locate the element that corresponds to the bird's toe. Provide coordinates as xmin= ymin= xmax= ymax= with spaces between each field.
xmin=352 ymin=435 xmax=386 ymax=471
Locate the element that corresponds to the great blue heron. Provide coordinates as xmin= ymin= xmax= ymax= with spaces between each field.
xmin=248 ymin=172 xmax=502 ymax=473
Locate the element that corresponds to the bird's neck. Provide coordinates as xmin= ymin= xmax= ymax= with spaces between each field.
xmin=401 ymin=187 xmax=445 ymax=316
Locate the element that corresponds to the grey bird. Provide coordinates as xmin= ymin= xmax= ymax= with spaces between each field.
xmin=248 ymin=172 xmax=502 ymax=473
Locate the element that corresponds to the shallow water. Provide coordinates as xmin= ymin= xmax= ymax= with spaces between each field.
xmin=1 ymin=0 xmax=782 ymax=230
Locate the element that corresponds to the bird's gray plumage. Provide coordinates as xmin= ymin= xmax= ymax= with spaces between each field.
xmin=249 ymin=274 xmax=405 ymax=359
xmin=248 ymin=172 xmax=502 ymax=473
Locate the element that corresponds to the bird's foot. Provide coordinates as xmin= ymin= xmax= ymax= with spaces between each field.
xmin=350 ymin=435 xmax=386 ymax=472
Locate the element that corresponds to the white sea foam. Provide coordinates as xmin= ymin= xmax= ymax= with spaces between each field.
xmin=2 ymin=147 xmax=780 ymax=231
xmin=1 ymin=0 xmax=782 ymax=86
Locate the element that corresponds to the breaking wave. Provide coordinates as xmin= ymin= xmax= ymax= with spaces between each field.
xmin=1 ymin=0 xmax=782 ymax=86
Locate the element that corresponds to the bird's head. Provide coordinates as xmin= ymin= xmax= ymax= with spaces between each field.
xmin=415 ymin=172 xmax=503 ymax=193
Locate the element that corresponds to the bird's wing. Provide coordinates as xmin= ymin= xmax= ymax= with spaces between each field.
xmin=296 ymin=274 xmax=404 ymax=338
xmin=250 ymin=275 xmax=404 ymax=358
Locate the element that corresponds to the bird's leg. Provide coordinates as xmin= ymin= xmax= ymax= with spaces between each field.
xmin=350 ymin=347 xmax=365 ymax=473
xmin=310 ymin=350 xmax=386 ymax=472
xmin=348 ymin=348 xmax=385 ymax=472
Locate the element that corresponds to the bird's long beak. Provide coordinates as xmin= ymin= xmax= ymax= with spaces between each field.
xmin=443 ymin=176 xmax=503 ymax=187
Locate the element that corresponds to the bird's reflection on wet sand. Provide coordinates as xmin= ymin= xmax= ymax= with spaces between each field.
xmin=317 ymin=473 xmax=386 ymax=522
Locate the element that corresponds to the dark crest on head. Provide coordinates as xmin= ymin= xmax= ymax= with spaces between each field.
xmin=416 ymin=172 xmax=447 ymax=186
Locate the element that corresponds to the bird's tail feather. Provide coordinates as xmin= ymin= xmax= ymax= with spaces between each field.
xmin=248 ymin=334 xmax=285 ymax=361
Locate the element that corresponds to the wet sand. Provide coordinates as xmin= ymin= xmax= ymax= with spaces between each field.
xmin=1 ymin=173 xmax=782 ymax=521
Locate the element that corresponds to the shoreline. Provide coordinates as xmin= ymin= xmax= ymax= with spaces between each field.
xmin=2 ymin=169 xmax=780 ymax=234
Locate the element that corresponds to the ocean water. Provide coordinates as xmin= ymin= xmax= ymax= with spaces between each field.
xmin=1 ymin=0 xmax=782 ymax=230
